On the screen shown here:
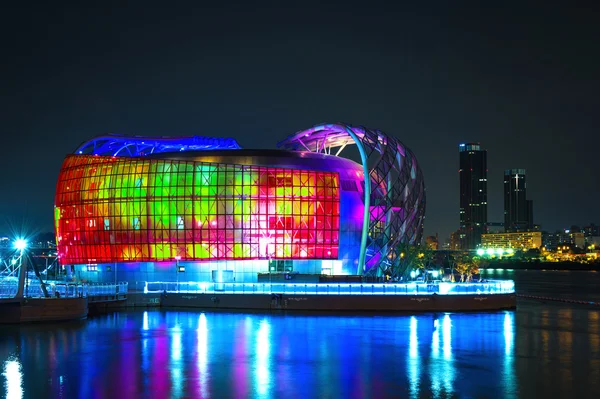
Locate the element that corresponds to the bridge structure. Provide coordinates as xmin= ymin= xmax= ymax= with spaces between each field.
xmin=0 ymin=241 xmax=127 ymax=305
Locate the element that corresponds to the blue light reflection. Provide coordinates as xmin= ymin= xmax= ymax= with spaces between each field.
xmin=408 ymin=316 xmax=420 ymax=398
xmin=254 ymin=319 xmax=272 ymax=397
xmin=0 ymin=309 xmax=531 ymax=398
xmin=170 ymin=321 xmax=183 ymax=398
xmin=197 ymin=313 xmax=208 ymax=398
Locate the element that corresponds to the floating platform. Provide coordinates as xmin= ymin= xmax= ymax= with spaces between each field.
xmin=161 ymin=292 xmax=516 ymax=312
xmin=0 ymin=297 xmax=88 ymax=323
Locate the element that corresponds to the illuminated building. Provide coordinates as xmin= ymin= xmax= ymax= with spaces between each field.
xmin=503 ymin=169 xmax=533 ymax=232
xmin=481 ymin=231 xmax=542 ymax=250
xmin=583 ymin=223 xmax=599 ymax=237
xmin=542 ymin=230 xmax=585 ymax=250
xmin=458 ymin=143 xmax=487 ymax=249
xmin=54 ymin=124 xmax=426 ymax=284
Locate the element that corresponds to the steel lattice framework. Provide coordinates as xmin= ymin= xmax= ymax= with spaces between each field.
xmin=75 ymin=134 xmax=241 ymax=157
xmin=55 ymin=155 xmax=340 ymax=263
xmin=278 ymin=123 xmax=426 ymax=276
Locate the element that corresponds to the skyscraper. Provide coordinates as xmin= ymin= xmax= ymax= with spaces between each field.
xmin=458 ymin=143 xmax=488 ymax=249
xmin=504 ymin=169 xmax=533 ymax=231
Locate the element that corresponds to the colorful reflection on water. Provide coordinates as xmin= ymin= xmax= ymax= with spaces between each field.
xmin=1 ymin=303 xmax=599 ymax=398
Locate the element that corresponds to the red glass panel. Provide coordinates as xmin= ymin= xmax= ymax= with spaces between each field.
xmin=55 ymin=155 xmax=341 ymax=263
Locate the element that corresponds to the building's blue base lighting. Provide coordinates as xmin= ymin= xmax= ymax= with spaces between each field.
xmin=144 ymin=280 xmax=515 ymax=295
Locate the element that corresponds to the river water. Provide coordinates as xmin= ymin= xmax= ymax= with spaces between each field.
xmin=1 ymin=270 xmax=599 ymax=398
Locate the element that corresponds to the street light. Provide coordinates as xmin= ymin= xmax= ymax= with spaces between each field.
xmin=14 ymin=239 xmax=27 ymax=251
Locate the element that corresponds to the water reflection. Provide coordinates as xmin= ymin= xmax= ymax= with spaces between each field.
xmin=429 ymin=314 xmax=455 ymax=397
xmin=254 ymin=319 xmax=271 ymax=397
xmin=196 ymin=313 xmax=208 ymax=398
xmin=170 ymin=321 xmax=183 ymax=398
xmin=407 ymin=316 xmax=419 ymax=398
xmin=1 ymin=303 xmax=599 ymax=398
xmin=503 ymin=312 xmax=515 ymax=398
xmin=3 ymin=357 xmax=23 ymax=399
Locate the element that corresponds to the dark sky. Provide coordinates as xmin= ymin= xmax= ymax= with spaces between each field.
xmin=1 ymin=1 xmax=598 ymax=241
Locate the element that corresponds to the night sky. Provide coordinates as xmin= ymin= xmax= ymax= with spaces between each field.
xmin=1 ymin=2 xmax=598 ymax=242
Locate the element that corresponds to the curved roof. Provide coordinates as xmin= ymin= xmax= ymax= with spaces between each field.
xmin=74 ymin=134 xmax=241 ymax=157
xmin=279 ymin=122 xmax=426 ymax=278
xmin=278 ymin=123 xmax=389 ymax=154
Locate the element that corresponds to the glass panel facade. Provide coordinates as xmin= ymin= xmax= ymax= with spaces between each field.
xmin=55 ymin=155 xmax=340 ymax=263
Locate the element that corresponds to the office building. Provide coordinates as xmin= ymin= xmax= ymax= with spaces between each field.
xmin=504 ymin=169 xmax=533 ymax=231
xmin=458 ymin=143 xmax=487 ymax=249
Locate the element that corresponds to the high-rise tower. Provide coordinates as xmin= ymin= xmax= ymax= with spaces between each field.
xmin=504 ymin=169 xmax=533 ymax=231
xmin=458 ymin=143 xmax=487 ymax=249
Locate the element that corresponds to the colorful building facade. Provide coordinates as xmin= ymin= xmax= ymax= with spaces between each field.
xmin=55 ymin=124 xmax=426 ymax=284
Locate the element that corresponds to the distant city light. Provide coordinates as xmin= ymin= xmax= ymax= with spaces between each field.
xmin=476 ymin=248 xmax=485 ymax=256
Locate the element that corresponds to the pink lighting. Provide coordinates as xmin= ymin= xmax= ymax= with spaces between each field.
xmin=54 ymin=154 xmax=340 ymax=263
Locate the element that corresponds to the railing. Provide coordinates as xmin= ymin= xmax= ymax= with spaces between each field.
xmin=0 ymin=280 xmax=128 ymax=299
xmin=145 ymin=280 xmax=515 ymax=296
xmin=86 ymin=282 xmax=128 ymax=298
xmin=0 ymin=279 xmax=19 ymax=298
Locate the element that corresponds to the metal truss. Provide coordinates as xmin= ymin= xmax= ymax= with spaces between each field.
xmin=278 ymin=123 xmax=426 ymax=277
xmin=74 ymin=134 xmax=241 ymax=157
xmin=55 ymin=156 xmax=340 ymax=263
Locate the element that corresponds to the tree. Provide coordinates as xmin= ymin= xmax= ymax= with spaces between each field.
xmin=390 ymin=242 xmax=434 ymax=280
xmin=451 ymin=253 xmax=487 ymax=282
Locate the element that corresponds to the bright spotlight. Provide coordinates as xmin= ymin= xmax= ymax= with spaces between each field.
xmin=14 ymin=239 xmax=27 ymax=251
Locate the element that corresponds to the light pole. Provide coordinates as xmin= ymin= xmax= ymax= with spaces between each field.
xmin=15 ymin=239 xmax=27 ymax=299
xmin=175 ymin=256 xmax=181 ymax=292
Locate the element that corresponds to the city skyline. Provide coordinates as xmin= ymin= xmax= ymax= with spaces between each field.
xmin=0 ymin=3 xmax=598 ymax=243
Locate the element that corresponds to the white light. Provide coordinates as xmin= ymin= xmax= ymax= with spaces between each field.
xmin=3 ymin=359 xmax=23 ymax=399
xmin=432 ymin=270 xmax=439 ymax=278
xmin=255 ymin=319 xmax=271 ymax=395
xmin=476 ymin=249 xmax=485 ymax=256
xmin=14 ymin=239 xmax=27 ymax=251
